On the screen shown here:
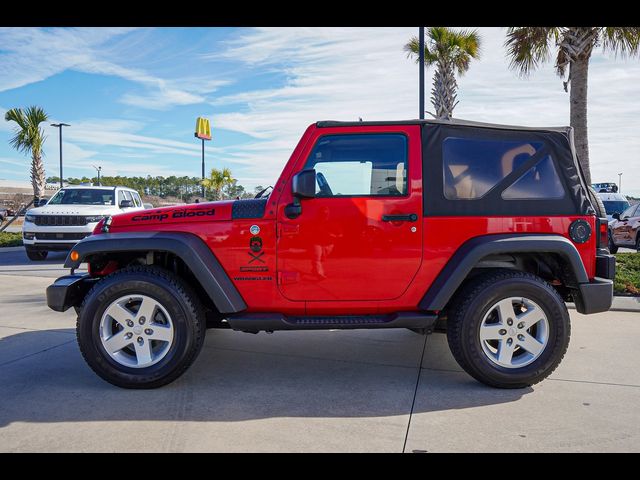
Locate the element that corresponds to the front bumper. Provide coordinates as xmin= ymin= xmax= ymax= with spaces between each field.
xmin=46 ymin=274 xmax=97 ymax=312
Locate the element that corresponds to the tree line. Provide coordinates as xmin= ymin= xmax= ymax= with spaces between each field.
xmin=45 ymin=171 xmax=265 ymax=203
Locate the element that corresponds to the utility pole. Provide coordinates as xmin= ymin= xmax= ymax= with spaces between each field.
xmin=618 ymin=172 xmax=623 ymax=193
xmin=51 ymin=123 xmax=70 ymax=188
xmin=419 ymin=26 xmax=425 ymax=120
xmin=92 ymin=165 xmax=102 ymax=185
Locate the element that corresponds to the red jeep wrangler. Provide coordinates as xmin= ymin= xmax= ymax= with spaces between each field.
xmin=47 ymin=119 xmax=615 ymax=389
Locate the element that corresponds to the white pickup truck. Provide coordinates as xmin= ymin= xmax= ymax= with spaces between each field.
xmin=22 ymin=185 xmax=145 ymax=260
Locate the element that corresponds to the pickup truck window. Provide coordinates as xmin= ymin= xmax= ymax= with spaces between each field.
xmin=304 ymin=134 xmax=408 ymax=197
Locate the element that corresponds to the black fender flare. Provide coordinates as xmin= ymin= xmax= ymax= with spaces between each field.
xmin=419 ymin=234 xmax=589 ymax=312
xmin=64 ymin=231 xmax=247 ymax=314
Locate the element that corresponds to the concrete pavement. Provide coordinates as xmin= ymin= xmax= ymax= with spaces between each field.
xmin=0 ymin=249 xmax=639 ymax=452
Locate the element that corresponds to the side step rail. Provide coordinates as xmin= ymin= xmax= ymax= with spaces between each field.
xmin=226 ymin=312 xmax=437 ymax=333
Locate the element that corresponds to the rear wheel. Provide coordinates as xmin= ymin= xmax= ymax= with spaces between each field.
xmin=25 ymin=247 xmax=48 ymax=261
xmin=446 ymin=270 xmax=570 ymax=389
xmin=608 ymin=231 xmax=618 ymax=254
xmin=76 ymin=266 xmax=206 ymax=389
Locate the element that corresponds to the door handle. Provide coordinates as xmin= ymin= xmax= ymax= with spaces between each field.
xmin=382 ymin=214 xmax=418 ymax=222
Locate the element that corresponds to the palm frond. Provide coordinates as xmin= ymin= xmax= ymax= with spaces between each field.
xmin=601 ymin=27 xmax=640 ymax=57
xmin=505 ymin=27 xmax=558 ymax=76
xmin=4 ymin=106 xmax=49 ymax=157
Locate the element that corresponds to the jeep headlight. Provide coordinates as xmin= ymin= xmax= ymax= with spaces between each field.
xmin=85 ymin=215 xmax=105 ymax=223
xmin=25 ymin=214 xmax=36 ymax=223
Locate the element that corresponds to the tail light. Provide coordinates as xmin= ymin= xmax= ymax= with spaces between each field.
xmin=596 ymin=217 xmax=608 ymax=249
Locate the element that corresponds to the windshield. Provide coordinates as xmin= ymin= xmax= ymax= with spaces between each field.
xmin=48 ymin=189 xmax=115 ymax=206
xmin=602 ymin=200 xmax=630 ymax=215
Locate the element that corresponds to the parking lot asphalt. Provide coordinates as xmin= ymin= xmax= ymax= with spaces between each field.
xmin=0 ymin=247 xmax=639 ymax=452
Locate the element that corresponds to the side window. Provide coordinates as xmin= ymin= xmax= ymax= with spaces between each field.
xmin=501 ymin=155 xmax=565 ymax=200
xmin=132 ymin=192 xmax=142 ymax=207
xmin=621 ymin=204 xmax=638 ymax=219
xmin=443 ymin=137 xmax=546 ymax=200
xmin=304 ymin=134 xmax=408 ymax=197
xmin=123 ymin=191 xmax=133 ymax=204
xmin=117 ymin=190 xmax=126 ymax=206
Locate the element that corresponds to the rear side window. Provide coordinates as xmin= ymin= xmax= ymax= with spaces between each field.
xmin=502 ymin=155 xmax=565 ymax=199
xmin=304 ymin=134 xmax=408 ymax=196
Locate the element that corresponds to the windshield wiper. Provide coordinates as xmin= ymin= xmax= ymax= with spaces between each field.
xmin=254 ymin=186 xmax=273 ymax=199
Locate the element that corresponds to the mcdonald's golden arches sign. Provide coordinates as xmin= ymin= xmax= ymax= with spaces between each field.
xmin=195 ymin=117 xmax=211 ymax=140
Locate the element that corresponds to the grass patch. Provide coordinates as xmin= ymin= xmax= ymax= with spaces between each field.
xmin=0 ymin=231 xmax=23 ymax=248
xmin=614 ymin=253 xmax=640 ymax=295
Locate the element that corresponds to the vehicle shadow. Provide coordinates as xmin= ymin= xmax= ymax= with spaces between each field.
xmin=0 ymin=327 xmax=530 ymax=426
xmin=0 ymin=249 xmax=68 ymax=267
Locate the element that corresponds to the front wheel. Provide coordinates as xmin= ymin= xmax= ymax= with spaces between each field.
xmin=446 ymin=270 xmax=570 ymax=389
xmin=25 ymin=247 xmax=48 ymax=261
xmin=76 ymin=266 xmax=206 ymax=389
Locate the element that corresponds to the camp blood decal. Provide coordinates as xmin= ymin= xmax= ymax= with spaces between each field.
xmin=234 ymin=225 xmax=272 ymax=281
xmin=131 ymin=208 xmax=215 ymax=222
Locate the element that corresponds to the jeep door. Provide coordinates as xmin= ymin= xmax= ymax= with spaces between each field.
xmin=276 ymin=126 xmax=423 ymax=302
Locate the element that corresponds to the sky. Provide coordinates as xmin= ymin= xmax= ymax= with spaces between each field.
xmin=0 ymin=27 xmax=639 ymax=195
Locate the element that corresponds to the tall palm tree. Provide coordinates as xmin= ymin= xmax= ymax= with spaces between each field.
xmin=202 ymin=167 xmax=234 ymax=201
xmin=505 ymin=27 xmax=640 ymax=184
xmin=4 ymin=106 xmax=49 ymax=203
xmin=405 ymin=27 xmax=481 ymax=120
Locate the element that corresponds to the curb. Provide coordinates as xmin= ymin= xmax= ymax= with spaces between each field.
xmin=567 ymin=296 xmax=640 ymax=313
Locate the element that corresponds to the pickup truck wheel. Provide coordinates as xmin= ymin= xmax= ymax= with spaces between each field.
xmin=446 ymin=270 xmax=570 ymax=389
xmin=25 ymin=248 xmax=48 ymax=261
xmin=608 ymin=231 xmax=618 ymax=254
xmin=76 ymin=266 xmax=206 ymax=389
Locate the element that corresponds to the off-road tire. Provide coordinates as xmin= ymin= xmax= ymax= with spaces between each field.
xmin=446 ymin=269 xmax=570 ymax=389
xmin=76 ymin=266 xmax=206 ymax=389
xmin=25 ymin=247 xmax=48 ymax=261
xmin=608 ymin=231 xmax=618 ymax=254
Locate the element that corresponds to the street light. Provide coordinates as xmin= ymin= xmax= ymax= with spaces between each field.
xmin=51 ymin=122 xmax=70 ymax=189
xmin=618 ymin=172 xmax=623 ymax=193
xmin=92 ymin=165 xmax=102 ymax=186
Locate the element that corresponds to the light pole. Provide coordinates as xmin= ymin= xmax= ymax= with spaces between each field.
xmin=51 ymin=123 xmax=70 ymax=188
xmin=618 ymin=172 xmax=622 ymax=193
xmin=92 ymin=165 xmax=102 ymax=186
xmin=419 ymin=26 xmax=425 ymax=120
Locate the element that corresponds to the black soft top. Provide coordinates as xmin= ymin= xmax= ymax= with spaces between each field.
xmin=318 ymin=118 xmax=592 ymax=217
xmin=316 ymin=118 xmax=572 ymax=135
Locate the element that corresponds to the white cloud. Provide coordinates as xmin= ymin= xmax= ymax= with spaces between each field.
xmin=205 ymin=27 xmax=640 ymax=196
xmin=0 ymin=28 xmax=225 ymax=111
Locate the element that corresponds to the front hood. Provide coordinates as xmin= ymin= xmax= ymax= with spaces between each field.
xmin=28 ymin=205 xmax=120 ymax=216
xmin=107 ymin=200 xmax=234 ymax=229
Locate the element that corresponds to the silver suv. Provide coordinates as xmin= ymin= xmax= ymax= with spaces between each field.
xmin=22 ymin=185 xmax=145 ymax=261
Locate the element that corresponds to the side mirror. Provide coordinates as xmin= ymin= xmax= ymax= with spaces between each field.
xmin=292 ymin=169 xmax=316 ymax=199
xmin=612 ymin=212 xmax=621 ymax=220
xmin=38 ymin=199 xmax=48 ymax=207
xmin=119 ymin=200 xmax=133 ymax=208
